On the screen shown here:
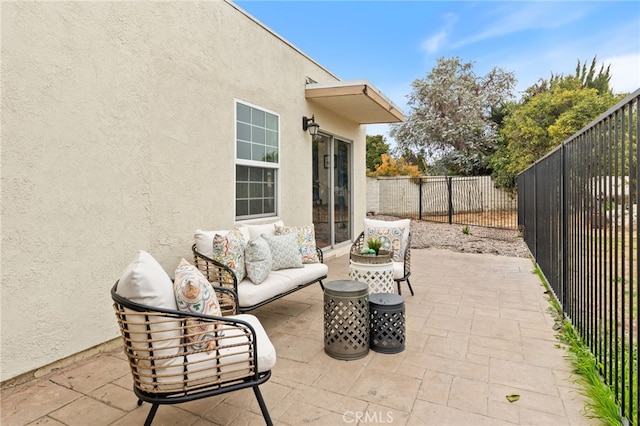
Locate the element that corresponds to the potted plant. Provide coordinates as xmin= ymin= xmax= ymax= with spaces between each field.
xmin=365 ymin=237 xmax=382 ymax=255
xmin=353 ymin=236 xmax=392 ymax=264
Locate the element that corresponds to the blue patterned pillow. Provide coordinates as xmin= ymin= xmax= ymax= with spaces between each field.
xmin=212 ymin=229 xmax=247 ymax=281
xmin=275 ymin=224 xmax=319 ymax=264
xmin=262 ymin=233 xmax=303 ymax=271
xmin=245 ymin=236 xmax=272 ymax=284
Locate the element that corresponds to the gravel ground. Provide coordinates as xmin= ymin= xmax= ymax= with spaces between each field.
xmin=371 ymin=215 xmax=532 ymax=258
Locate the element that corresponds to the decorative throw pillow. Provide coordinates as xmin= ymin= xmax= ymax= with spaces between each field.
xmin=364 ymin=225 xmax=406 ymax=262
xmin=262 ymin=233 xmax=303 ymax=271
xmin=174 ymin=259 xmax=222 ymax=352
xmin=116 ymin=250 xmax=176 ymax=309
xmin=275 ymin=224 xmax=320 ymax=264
xmin=364 ymin=218 xmax=411 ymax=261
xmin=246 ymin=220 xmax=284 ymax=240
xmin=194 ymin=229 xmax=229 ymax=259
xmin=212 ymin=228 xmax=247 ymax=281
xmin=245 ymin=236 xmax=272 ymax=285
xmin=116 ymin=251 xmax=181 ymax=360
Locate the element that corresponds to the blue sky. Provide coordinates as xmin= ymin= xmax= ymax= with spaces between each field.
xmin=236 ymin=1 xmax=640 ymax=139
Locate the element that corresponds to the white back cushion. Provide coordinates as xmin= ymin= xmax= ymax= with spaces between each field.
xmin=116 ymin=251 xmax=180 ymax=362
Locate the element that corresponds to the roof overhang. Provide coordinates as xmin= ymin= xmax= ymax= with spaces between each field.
xmin=305 ymin=80 xmax=404 ymax=124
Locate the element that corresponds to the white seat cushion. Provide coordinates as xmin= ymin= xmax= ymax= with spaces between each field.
xmin=236 ymin=263 xmax=328 ymax=308
xmin=187 ymin=313 xmax=276 ymax=374
xmin=139 ymin=314 xmax=276 ymax=392
xmin=392 ymin=261 xmax=405 ymax=280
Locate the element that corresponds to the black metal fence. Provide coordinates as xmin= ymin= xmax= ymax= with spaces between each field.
xmin=368 ymin=175 xmax=518 ymax=229
xmin=518 ymin=89 xmax=640 ymax=425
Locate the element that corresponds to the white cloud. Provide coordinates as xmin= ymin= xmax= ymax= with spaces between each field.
xmin=422 ymin=30 xmax=447 ymax=54
xmin=420 ymin=13 xmax=457 ymax=54
xmin=602 ymin=54 xmax=640 ymax=95
xmin=451 ymin=3 xmax=589 ymax=50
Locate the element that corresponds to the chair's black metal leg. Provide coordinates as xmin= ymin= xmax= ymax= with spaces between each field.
xmin=253 ymin=386 xmax=273 ymax=426
xmin=406 ymin=278 xmax=414 ymax=296
xmin=319 ymin=280 xmax=325 ymax=291
xmin=396 ymin=281 xmax=402 ymax=295
xmin=144 ymin=403 xmax=159 ymax=426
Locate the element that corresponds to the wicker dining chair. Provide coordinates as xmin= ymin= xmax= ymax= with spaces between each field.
xmin=350 ymin=231 xmax=413 ymax=296
xmin=111 ymin=282 xmax=274 ymax=426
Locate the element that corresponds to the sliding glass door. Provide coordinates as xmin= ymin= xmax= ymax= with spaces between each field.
xmin=312 ymin=134 xmax=352 ymax=249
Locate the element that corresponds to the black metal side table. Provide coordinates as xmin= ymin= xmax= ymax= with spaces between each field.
xmin=369 ymin=292 xmax=406 ymax=354
xmin=323 ymin=280 xmax=370 ymax=360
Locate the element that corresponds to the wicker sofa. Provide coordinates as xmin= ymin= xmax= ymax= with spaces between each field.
xmin=192 ymin=221 xmax=328 ymax=312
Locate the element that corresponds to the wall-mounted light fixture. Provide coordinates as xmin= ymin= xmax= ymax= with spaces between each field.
xmin=302 ymin=115 xmax=320 ymax=137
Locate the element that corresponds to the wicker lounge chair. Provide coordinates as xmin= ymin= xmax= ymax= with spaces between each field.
xmin=111 ymin=282 xmax=274 ymax=426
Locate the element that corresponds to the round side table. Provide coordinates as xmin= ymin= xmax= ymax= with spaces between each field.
xmin=323 ymin=280 xmax=370 ymax=360
xmin=369 ymin=292 xmax=406 ymax=354
xmin=349 ymin=259 xmax=394 ymax=294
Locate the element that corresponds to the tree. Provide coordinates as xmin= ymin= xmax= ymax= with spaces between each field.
xmin=393 ymin=146 xmax=428 ymax=174
xmin=366 ymin=135 xmax=389 ymax=172
xmin=490 ymin=74 xmax=623 ymax=190
xmin=520 ymin=55 xmax=613 ymax=102
xmin=390 ymin=56 xmax=516 ymax=175
xmin=370 ymin=154 xmax=420 ymax=177
xmin=575 ymin=56 xmax=612 ymax=95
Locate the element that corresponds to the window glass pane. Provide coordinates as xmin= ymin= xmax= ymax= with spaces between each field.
xmin=236 ymin=182 xmax=248 ymax=198
xmin=252 ymin=127 xmax=266 ymax=144
xmin=249 ymin=182 xmax=263 ymax=198
xmin=237 ymin=122 xmax=251 ymax=141
xmin=264 ymin=198 xmax=275 ymax=214
xmin=265 ymin=148 xmax=278 ymax=163
xmin=266 ymin=130 xmax=277 ymax=147
xmin=252 ymin=144 xmax=266 ymax=162
xmin=264 ymin=182 xmax=275 ymax=197
xmin=237 ymin=103 xmax=251 ymax=123
xmin=236 ymin=165 xmax=249 ymax=181
xmin=252 ymin=110 xmax=266 ymax=127
xmin=249 ymin=167 xmax=263 ymax=181
xmin=266 ymin=114 xmax=278 ymax=131
xmin=236 ymin=200 xmax=248 ymax=216
xmin=237 ymin=141 xmax=251 ymax=160
xmin=249 ymin=199 xmax=263 ymax=215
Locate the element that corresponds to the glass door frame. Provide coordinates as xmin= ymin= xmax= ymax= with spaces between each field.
xmin=312 ymin=132 xmax=353 ymax=250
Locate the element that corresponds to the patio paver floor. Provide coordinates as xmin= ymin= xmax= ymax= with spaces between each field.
xmin=1 ymin=249 xmax=600 ymax=425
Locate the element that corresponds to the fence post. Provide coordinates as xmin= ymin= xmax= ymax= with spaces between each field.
xmin=419 ymin=177 xmax=423 ymax=220
xmin=447 ymin=176 xmax=453 ymax=224
xmin=561 ymin=141 xmax=567 ymax=312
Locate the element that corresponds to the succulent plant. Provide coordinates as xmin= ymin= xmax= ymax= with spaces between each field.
xmin=366 ymin=237 xmax=382 ymax=255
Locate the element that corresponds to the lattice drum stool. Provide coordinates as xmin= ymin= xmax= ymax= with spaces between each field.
xmin=349 ymin=260 xmax=394 ymax=294
xmin=369 ymin=293 xmax=406 ymax=354
xmin=323 ymin=280 xmax=370 ymax=360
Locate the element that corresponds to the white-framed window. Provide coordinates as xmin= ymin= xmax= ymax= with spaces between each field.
xmin=235 ymin=100 xmax=279 ymax=220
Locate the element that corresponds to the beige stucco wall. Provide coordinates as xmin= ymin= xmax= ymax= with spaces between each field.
xmin=1 ymin=0 xmax=366 ymax=382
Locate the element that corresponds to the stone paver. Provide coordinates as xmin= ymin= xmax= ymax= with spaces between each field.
xmin=1 ymin=249 xmax=599 ymax=425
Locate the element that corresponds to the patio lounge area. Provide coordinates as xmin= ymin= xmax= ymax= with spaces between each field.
xmin=2 ymin=249 xmax=597 ymax=425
